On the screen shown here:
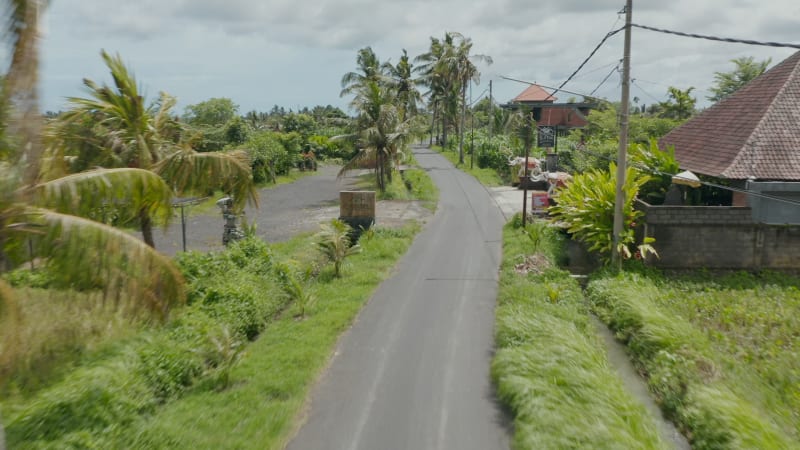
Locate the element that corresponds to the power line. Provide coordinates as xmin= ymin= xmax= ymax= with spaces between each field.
xmin=631 ymin=23 xmax=800 ymax=49
xmin=499 ymin=76 xmax=611 ymax=104
xmin=631 ymin=79 xmax=661 ymax=103
xmin=545 ymin=26 xmax=625 ymax=101
xmin=590 ymin=62 xmax=621 ymax=96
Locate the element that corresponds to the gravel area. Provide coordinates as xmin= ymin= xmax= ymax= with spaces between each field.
xmin=151 ymin=164 xmax=433 ymax=256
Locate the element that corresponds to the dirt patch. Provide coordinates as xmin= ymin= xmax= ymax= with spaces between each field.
xmin=514 ymin=253 xmax=551 ymax=275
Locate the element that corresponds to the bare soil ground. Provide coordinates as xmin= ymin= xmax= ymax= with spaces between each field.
xmin=151 ymin=165 xmax=433 ymax=256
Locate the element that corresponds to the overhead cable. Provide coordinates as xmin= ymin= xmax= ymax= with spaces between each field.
xmin=631 ymin=23 xmax=800 ymax=49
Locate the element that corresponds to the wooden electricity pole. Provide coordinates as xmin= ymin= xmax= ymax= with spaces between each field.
xmin=612 ymin=0 xmax=633 ymax=266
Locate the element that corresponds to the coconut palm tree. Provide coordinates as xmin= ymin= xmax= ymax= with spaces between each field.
xmin=0 ymin=3 xmax=192 ymax=444
xmin=46 ymin=51 xmax=256 ymax=247
xmin=339 ymin=81 xmax=410 ymax=191
xmin=439 ymin=33 xmax=492 ymax=164
xmin=382 ymin=49 xmax=423 ymax=120
xmin=340 ymin=46 xmax=384 ymax=98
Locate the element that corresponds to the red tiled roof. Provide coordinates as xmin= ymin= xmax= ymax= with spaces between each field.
xmin=513 ymin=84 xmax=557 ymax=102
xmin=659 ymin=51 xmax=800 ymax=181
xmin=538 ymin=107 xmax=588 ymax=128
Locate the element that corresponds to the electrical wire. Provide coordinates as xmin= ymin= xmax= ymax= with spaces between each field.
xmin=631 ymin=23 xmax=800 ymax=49
xmin=545 ymin=26 xmax=625 ymax=101
xmin=590 ymin=62 xmax=621 ymax=96
xmin=630 ymin=79 xmax=661 ymax=103
xmin=499 ymin=76 xmax=611 ymax=104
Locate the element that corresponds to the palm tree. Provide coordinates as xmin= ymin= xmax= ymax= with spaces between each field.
xmin=440 ymin=32 xmax=492 ymax=164
xmin=46 ymin=51 xmax=256 ymax=247
xmin=415 ymin=36 xmax=452 ymax=147
xmin=382 ymin=49 xmax=423 ymax=120
xmin=0 ymin=3 xmax=192 ymax=444
xmin=339 ymin=81 xmax=410 ymax=191
xmin=340 ymin=46 xmax=384 ymax=98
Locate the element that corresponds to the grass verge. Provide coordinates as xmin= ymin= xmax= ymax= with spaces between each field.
xmin=3 ymin=163 xmax=435 ymax=449
xmin=492 ymin=220 xmax=668 ymax=449
xmin=587 ymin=270 xmax=798 ymax=449
xmin=432 ymin=145 xmax=505 ymax=186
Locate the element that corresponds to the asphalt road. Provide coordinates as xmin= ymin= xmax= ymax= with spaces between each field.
xmin=287 ymin=146 xmax=511 ymax=450
xmin=152 ymin=165 xmax=360 ymax=256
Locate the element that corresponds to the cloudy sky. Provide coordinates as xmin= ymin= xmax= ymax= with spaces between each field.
xmin=36 ymin=0 xmax=799 ymax=115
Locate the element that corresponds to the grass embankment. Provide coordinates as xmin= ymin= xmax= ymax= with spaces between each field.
xmin=492 ymin=220 xmax=668 ymax=449
xmin=431 ymin=145 xmax=505 ymax=186
xmin=587 ymin=270 xmax=799 ymax=449
xmin=3 ymin=167 xmax=431 ymax=449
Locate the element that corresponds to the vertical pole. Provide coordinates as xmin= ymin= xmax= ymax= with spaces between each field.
xmin=181 ymin=204 xmax=187 ymax=253
xmin=522 ymin=111 xmax=532 ymax=227
xmin=470 ymin=83 xmax=474 ymax=169
xmin=489 ymin=80 xmax=494 ymax=138
xmin=612 ymin=0 xmax=633 ymax=267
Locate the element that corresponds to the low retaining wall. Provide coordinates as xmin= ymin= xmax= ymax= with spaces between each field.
xmin=640 ymin=204 xmax=800 ymax=269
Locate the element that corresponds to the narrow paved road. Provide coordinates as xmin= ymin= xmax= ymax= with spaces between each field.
xmin=287 ymin=146 xmax=510 ymax=450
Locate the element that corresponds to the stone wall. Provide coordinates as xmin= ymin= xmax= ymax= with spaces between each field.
xmin=640 ymin=203 xmax=800 ymax=269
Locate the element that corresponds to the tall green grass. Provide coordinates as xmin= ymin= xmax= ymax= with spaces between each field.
xmin=587 ymin=272 xmax=797 ymax=449
xmin=432 ymin=145 xmax=505 ymax=186
xmin=3 ymin=164 xmax=436 ymax=449
xmin=492 ymin=221 xmax=667 ymax=449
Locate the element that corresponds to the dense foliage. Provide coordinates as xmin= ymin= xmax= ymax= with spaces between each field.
xmin=588 ymin=271 xmax=799 ymax=448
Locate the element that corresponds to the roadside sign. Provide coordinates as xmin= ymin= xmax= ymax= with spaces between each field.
xmin=538 ymin=126 xmax=556 ymax=148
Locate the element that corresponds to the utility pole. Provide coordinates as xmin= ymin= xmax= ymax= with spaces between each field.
xmin=612 ymin=0 xmax=633 ymax=266
xmin=489 ymin=80 xmax=494 ymax=137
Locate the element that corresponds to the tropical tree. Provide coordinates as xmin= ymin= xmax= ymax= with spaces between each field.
xmin=383 ymin=49 xmax=423 ymax=120
xmin=708 ymin=56 xmax=770 ymax=102
xmin=415 ymin=35 xmax=456 ymax=147
xmin=0 ymin=6 xmax=186 ymax=437
xmin=46 ymin=51 xmax=256 ymax=247
xmin=316 ymin=219 xmax=361 ymax=278
xmin=340 ymin=81 xmax=410 ymax=191
xmin=340 ymin=46 xmax=384 ymax=98
xmin=442 ymin=32 xmax=492 ymax=164
xmin=658 ymin=86 xmax=696 ymax=120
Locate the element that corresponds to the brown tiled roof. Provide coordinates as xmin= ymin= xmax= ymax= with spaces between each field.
xmin=513 ymin=84 xmax=557 ymax=102
xmin=538 ymin=107 xmax=588 ymax=128
xmin=659 ymin=51 xmax=800 ymax=181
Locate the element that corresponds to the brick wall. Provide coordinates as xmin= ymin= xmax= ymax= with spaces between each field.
xmin=640 ymin=203 xmax=800 ymax=269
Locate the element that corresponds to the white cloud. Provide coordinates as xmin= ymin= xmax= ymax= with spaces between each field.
xmin=38 ymin=0 xmax=800 ymax=113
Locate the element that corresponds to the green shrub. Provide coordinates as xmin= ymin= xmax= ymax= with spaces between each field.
xmin=8 ymin=360 xmax=154 ymax=445
xmin=549 ymin=161 xmax=651 ymax=262
xmin=136 ymin=335 xmax=205 ymax=402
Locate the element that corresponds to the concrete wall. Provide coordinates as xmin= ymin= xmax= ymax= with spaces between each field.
xmin=746 ymin=181 xmax=800 ymax=224
xmin=640 ymin=203 xmax=800 ymax=269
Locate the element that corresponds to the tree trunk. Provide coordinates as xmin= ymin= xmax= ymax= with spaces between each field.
xmin=459 ymin=83 xmax=467 ymax=164
xmin=139 ymin=209 xmax=155 ymax=248
xmin=429 ymin=102 xmax=437 ymax=146
xmin=441 ymin=114 xmax=448 ymax=149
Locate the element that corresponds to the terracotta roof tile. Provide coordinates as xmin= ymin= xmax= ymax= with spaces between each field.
xmin=659 ymin=51 xmax=800 ymax=181
xmin=513 ymin=84 xmax=557 ymax=102
xmin=538 ymin=107 xmax=588 ymax=127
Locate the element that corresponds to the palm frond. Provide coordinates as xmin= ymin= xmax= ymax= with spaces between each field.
xmin=153 ymin=149 xmax=257 ymax=210
xmin=34 ymin=167 xmax=173 ymax=225
xmin=25 ymin=207 xmax=185 ymax=318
